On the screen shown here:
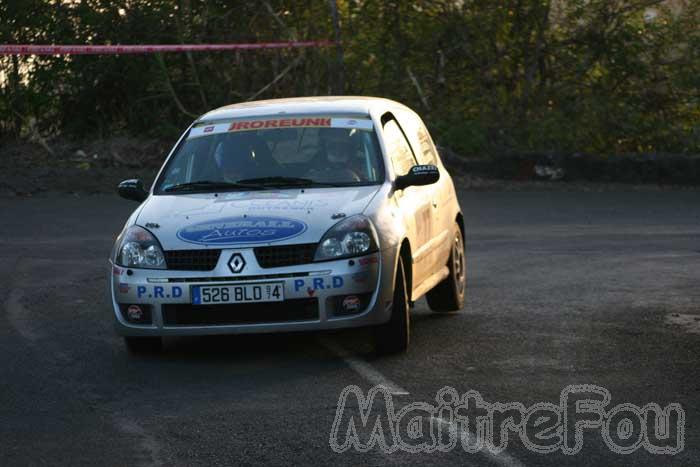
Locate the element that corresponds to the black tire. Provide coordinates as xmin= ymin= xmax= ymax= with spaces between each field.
xmin=374 ymin=256 xmax=410 ymax=355
xmin=426 ymin=224 xmax=466 ymax=312
xmin=124 ymin=336 xmax=162 ymax=354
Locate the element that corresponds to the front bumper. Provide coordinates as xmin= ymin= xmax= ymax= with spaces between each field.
xmin=109 ymin=247 xmax=397 ymax=336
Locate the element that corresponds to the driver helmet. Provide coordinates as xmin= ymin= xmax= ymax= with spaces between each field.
xmin=322 ymin=129 xmax=353 ymax=164
xmin=214 ymin=137 xmax=250 ymax=179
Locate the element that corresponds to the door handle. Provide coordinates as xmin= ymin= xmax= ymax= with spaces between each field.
xmin=431 ymin=200 xmax=438 ymax=208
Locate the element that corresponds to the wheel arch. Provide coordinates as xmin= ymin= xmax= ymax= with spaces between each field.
xmin=455 ymin=212 xmax=465 ymax=241
xmin=397 ymin=238 xmax=413 ymax=301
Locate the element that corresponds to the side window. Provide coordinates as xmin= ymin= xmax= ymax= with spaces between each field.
xmin=396 ymin=111 xmax=438 ymax=166
xmin=383 ymin=118 xmax=417 ymax=176
xmin=416 ymin=125 xmax=438 ymax=165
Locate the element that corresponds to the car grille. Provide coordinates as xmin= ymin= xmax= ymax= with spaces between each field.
xmin=254 ymin=243 xmax=317 ymax=268
xmin=162 ymin=298 xmax=319 ymax=326
xmin=164 ymin=249 xmax=221 ymax=271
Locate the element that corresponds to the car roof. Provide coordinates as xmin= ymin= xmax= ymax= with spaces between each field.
xmin=197 ymin=96 xmax=411 ymax=123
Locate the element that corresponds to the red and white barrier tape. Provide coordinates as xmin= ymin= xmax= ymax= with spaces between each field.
xmin=0 ymin=41 xmax=334 ymax=55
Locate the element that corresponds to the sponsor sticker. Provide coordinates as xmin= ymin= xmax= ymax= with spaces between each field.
xmin=294 ymin=276 xmax=345 ymax=297
xmin=330 ymin=118 xmax=374 ymax=130
xmin=216 ymin=191 xmax=297 ymax=202
xmin=359 ymin=255 xmax=378 ymax=266
xmin=136 ymin=285 xmax=183 ymax=299
xmin=188 ymin=122 xmax=230 ymax=139
xmin=177 ymin=216 xmax=307 ymax=245
xmin=246 ymin=199 xmax=328 ymax=211
xmin=412 ymin=164 xmax=438 ymax=173
xmin=229 ymin=117 xmax=332 ymax=132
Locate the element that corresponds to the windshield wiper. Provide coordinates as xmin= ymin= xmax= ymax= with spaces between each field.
xmin=163 ymin=180 xmax=265 ymax=193
xmin=236 ymin=176 xmax=342 ymax=188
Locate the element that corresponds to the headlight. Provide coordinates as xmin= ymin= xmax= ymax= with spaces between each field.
xmin=115 ymin=225 xmax=166 ymax=269
xmin=314 ymin=215 xmax=379 ymax=261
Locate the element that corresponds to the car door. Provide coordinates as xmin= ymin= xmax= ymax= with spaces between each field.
xmin=381 ymin=114 xmax=434 ymax=291
xmin=395 ymin=110 xmax=450 ymax=279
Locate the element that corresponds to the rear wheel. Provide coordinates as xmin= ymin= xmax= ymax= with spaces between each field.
xmin=426 ymin=224 xmax=466 ymax=312
xmin=124 ymin=336 xmax=162 ymax=354
xmin=374 ymin=256 xmax=410 ymax=355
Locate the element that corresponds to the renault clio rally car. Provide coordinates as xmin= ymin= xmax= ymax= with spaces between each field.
xmin=110 ymin=97 xmax=465 ymax=354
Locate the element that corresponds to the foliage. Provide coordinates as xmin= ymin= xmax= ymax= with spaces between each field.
xmin=1 ymin=0 xmax=699 ymax=157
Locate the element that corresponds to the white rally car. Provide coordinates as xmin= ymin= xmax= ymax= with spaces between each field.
xmin=110 ymin=97 xmax=465 ymax=354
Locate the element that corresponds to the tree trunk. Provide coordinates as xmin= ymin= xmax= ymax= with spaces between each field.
xmin=328 ymin=0 xmax=345 ymax=94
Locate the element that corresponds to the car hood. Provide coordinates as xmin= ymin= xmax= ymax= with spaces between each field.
xmin=135 ymin=186 xmax=381 ymax=250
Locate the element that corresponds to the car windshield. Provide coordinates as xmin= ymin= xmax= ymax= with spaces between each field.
xmin=155 ymin=116 xmax=384 ymax=193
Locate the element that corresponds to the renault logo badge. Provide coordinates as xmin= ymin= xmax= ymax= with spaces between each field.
xmin=228 ymin=253 xmax=246 ymax=273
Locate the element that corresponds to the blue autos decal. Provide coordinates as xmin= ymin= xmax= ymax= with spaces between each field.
xmin=177 ymin=216 xmax=307 ymax=245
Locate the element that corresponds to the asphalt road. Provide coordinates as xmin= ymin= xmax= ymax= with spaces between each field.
xmin=1 ymin=190 xmax=699 ymax=466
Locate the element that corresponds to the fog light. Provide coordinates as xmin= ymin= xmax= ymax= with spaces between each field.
xmin=127 ymin=305 xmax=143 ymax=321
xmin=342 ymin=295 xmax=362 ymax=313
xmin=119 ymin=304 xmax=152 ymax=324
xmin=329 ymin=293 xmax=373 ymax=317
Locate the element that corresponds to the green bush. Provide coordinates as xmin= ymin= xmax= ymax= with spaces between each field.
xmin=1 ymin=0 xmax=699 ymax=160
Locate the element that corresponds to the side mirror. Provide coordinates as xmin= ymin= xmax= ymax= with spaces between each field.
xmin=395 ymin=165 xmax=440 ymax=191
xmin=118 ymin=179 xmax=148 ymax=202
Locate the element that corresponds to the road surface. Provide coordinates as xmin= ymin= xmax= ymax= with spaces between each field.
xmin=0 ymin=190 xmax=698 ymax=466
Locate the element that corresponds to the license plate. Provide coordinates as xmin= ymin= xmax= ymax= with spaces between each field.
xmin=192 ymin=282 xmax=284 ymax=305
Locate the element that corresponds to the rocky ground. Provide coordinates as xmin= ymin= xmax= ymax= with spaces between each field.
xmin=0 ymin=138 xmax=164 ymax=196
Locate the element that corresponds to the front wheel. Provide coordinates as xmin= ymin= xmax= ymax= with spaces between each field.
xmin=124 ymin=336 xmax=162 ymax=354
xmin=426 ymin=224 xmax=466 ymax=312
xmin=374 ymin=256 xmax=410 ymax=355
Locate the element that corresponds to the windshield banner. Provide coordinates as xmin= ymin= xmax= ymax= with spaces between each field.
xmin=188 ymin=117 xmax=374 ymax=139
